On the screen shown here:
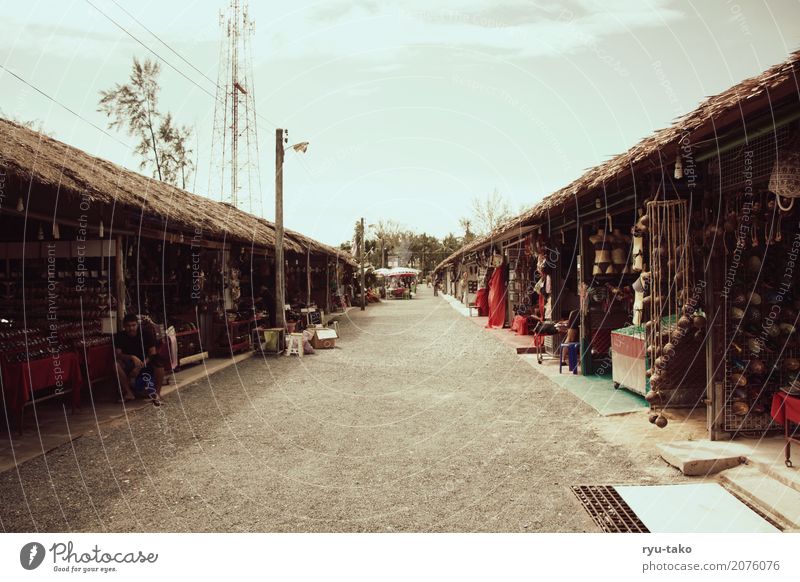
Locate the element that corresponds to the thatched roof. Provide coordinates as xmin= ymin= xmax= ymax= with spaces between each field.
xmin=0 ymin=117 xmax=356 ymax=266
xmin=436 ymin=49 xmax=800 ymax=271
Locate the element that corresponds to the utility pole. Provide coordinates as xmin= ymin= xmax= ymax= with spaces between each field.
xmin=306 ymin=246 xmax=311 ymax=307
xmin=275 ymin=128 xmax=285 ymax=330
xmin=325 ymin=255 xmax=331 ymax=316
xmin=360 ymin=217 xmax=366 ymax=311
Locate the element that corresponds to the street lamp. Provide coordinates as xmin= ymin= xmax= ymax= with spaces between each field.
xmin=275 ymin=128 xmax=309 ymax=331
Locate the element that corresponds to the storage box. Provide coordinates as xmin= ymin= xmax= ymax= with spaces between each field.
xmin=310 ymin=328 xmax=338 ymax=349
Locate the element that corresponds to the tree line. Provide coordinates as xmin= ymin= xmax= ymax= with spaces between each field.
xmin=342 ymin=189 xmax=515 ymax=274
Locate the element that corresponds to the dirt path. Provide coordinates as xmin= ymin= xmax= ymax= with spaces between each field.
xmin=0 ymin=287 xmax=683 ymax=532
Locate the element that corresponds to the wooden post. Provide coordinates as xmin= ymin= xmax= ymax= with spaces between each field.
xmin=705 ymin=193 xmax=727 ymax=441
xmin=115 ymin=235 xmax=126 ymax=326
xmin=578 ymin=224 xmax=592 ymax=376
xmin=275 ymin=128 xmax=286 ymax=330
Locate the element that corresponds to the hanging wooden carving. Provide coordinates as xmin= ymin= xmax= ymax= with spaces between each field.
xmin=644 ymin=199 xmax=693 ymax=425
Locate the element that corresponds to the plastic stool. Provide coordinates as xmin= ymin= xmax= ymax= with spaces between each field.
xmin=286 ymin=333 xmax=304 ymax=357
xmin=559 ymin=342 xmax=580 ymax=374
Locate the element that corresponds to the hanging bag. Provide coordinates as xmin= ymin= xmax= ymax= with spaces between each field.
xmin=769 ymin=132 xmax=800 ymax=211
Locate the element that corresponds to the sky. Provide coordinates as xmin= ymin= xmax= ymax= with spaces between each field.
xmin=1 ymin=0 xmax=799 ymax=246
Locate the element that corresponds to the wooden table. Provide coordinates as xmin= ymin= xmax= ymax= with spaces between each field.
xmin=1 ymin=352 xmax=83 ymax=434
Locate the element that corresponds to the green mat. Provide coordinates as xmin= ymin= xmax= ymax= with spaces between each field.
xmin=523 ymin=357 xmax=648 ymax=416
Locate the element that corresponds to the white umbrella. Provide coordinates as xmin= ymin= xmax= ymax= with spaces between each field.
xmin=388 ymin=267 xmax=420 ymax=277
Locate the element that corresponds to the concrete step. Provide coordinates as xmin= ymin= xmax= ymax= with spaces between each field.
xmin=718 ymin=465 xmax=800 ymax=531
xmin=745 ymin=451 xmax=800 ymax=496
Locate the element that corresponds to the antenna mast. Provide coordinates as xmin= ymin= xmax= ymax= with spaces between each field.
xmin=210 ymin=0 xmax=261 ymax=215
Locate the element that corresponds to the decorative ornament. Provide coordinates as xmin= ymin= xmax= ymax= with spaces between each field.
xmin=16 ymin=197 xmax=24 ymax=213
xmin=674 ymin=153 xmax=684 ymax=179
xmin=768 ymin=137 xmax=800 ymax=212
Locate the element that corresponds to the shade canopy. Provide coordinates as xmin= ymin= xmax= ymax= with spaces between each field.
xmin=387 ymin=267 xmax=420 ymax=277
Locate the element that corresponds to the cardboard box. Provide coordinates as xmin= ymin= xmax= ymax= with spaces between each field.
xmin=310 ymin=328 xmax=338 ymax=349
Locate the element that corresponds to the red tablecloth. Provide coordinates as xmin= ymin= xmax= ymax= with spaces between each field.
xmin=485 ymin=267 xmax=507 ymax=329
xmin=80 ymin=344 xmax=116 ymax=383
xmin=475 ymin=288 xmax=489 ymax=316
xmin=2 ymin=352 xmax=83 ymax=422
xmin=771 ymin=392 xmax=800 ymax=425
xmin=511 ymin=315 xmax=529 ymax=336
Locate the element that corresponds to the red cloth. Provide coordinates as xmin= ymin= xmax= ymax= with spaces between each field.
xmin=80 ymin=344 xmax=116 ymax=382
xmin=511 ymin=315 xmax=529 ymax=336
xmin=771 ymin=392 xmax=800 ymax=425
xmin=485 ymin=266 xmax=507 ymax=329
xmin=2 ymin=352 xmax=83 ymax=423
xmin=475 ymin=288 xmax=489 ymax=316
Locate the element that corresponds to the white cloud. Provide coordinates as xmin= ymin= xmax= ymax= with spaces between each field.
xmin=266 ymin=0 xmax=684 ymax=62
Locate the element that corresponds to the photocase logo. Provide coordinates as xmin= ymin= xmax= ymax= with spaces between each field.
xmin=20 ymin=542 xmax=46 ymax=570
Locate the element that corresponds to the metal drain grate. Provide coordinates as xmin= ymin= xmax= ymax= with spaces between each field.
xmin=571 ymin=485 xmax=650 ymax=533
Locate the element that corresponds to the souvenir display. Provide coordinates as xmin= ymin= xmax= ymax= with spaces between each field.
xmin=642 ymin=198 xmax=707 ymax=422
xmin=721 ymin=188 xmax=799 ymax=432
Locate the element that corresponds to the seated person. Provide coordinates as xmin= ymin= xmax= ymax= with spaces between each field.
xmin=114 ymin=314 xmax=164 ymax=406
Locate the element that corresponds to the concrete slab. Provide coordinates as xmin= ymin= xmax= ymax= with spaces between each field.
xmin=615 ymin=483 xmax=780 ymax=533
xmin=719 ymin=466 xmax=800 ymax=530
xmin=660 ymin=437 xmax=800 ymax=491
xmin=658 ymin=441 xmax=749 ymax=476
xmin=740 ymin=438 xmax=800 ymax=493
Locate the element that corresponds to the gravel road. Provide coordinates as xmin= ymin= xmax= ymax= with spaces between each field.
xmin=0 ymin=287 xmax=680 ymax=532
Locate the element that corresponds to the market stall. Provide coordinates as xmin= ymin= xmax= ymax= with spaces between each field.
xmin=384 ymin=267 xmax=419 ymax=299
xmin=0 ymin=225 xmax=116 ymax=430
